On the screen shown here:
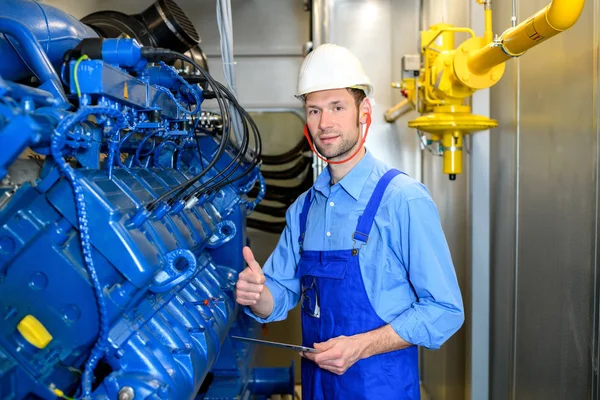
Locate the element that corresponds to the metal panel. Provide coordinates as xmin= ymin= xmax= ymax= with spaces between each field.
xmin=491 ymin=0 xmax=597 ymax=399
xmin=469 ymin=2 xmax=491 ymax=399
xmin=514 ymin=0 xmax=595 ymax=398
xmin=594 ymin=2 xmax=600 ymax=398
xmin=489 ymin=1 xmax=519 ymax=398
xmin=469 ymin=89 xmax=490 ymax=400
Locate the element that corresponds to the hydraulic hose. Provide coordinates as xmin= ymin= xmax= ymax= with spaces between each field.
xmin=261 ymin=157 xmax=310 ymax=180
xmin=261 ymin=139 xmax=308 ymax=165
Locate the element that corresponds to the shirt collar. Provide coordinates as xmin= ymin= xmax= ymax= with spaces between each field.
xmin=312 ymin=149 xmax=376 ymax=200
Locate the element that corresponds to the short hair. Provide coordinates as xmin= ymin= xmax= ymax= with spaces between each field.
xmin=347 ymin=88 xmax=366 ymax=107
xmin=301 ymin=88 xmax=366 ymax=107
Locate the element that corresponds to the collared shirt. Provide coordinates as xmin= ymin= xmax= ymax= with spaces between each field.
xmin=245 ymin=149 xmax=464 ymax=349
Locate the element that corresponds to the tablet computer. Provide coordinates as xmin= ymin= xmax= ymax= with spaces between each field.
xmin=230 ymin=335 xmax=318 ymax=353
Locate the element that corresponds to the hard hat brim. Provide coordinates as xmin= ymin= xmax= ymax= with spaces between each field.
xmin=295 ymin=83 xmax=374 ymax=100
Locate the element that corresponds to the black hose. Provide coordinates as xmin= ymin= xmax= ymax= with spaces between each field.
xmin=144 ymin=50 xmax=232 ymax=210
xmin=197 ymin=83 xmax=261 ymax=193
xmin=185 ymin=81 xmax=262 ymax=200
xmin=261 ymin=139 xmax=309 ymax=165
xmin=261 ymin=157 xmax=310 ymax=180
xmin=254 ymin=191 xmax=294 ymax=206
xmin=248 ymin=172 xmax=313 ymax=199
xmin=180 ymin=94 xmax=252 ymax=203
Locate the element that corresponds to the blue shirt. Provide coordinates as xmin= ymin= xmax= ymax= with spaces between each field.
xmin=245 ymin=149 xmax=464 ymax=349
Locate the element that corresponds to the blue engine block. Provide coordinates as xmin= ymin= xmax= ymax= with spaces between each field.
xmin=0 ymin=1 xmax=290 ymax=399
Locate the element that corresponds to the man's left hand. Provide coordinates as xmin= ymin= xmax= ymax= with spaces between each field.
xmin=301 ymin=335 xmax=365 ymax=375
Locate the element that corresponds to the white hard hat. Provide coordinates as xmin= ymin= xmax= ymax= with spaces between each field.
xmin=296 ymin=43 xmax=373 ymax=99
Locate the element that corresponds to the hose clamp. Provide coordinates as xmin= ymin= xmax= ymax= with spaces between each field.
xmin=493 ymin=34 xmax=526 ymax=58
xmin=444 ymin=146 xmax=463 ymax=152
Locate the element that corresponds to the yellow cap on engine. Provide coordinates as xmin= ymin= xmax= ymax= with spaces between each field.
xmin=17 ymin=315 xmax=53 ymax=349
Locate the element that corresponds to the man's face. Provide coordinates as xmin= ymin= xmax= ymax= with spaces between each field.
xmin=305 ymin=89 xmax=361 ymax=160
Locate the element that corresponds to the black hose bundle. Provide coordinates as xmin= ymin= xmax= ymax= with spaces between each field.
xmin=141 ymin=49 xmax=261 ymax=211
xmin=261 ymin=138 xmax=308 ymax=165
xmin=138 ymin=45 xmax=310 ymax=234
xmin=261 ymin=157 xmax=311 ymax=180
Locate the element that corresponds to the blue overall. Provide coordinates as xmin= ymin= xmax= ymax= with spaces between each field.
xmin=295 ymin=169 xmax=420 ymax=400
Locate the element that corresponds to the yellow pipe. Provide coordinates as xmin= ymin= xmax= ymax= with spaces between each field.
xmin=475 ymin=0 xmax=493 ymax=42
xmin=467 ymin=0 xmax=585 ymax=75
xmin=484 ymin=8 xmax=493 ymax=44
xmin=384 ymin=99 xmax=412 ymax=123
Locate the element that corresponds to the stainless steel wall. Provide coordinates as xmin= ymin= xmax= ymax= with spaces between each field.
xmin=490 ymin=1 xmax=598 ymax=399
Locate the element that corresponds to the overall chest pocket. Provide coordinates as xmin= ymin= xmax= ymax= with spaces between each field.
xmin=296 ymin=251 xmax=351 ymax=318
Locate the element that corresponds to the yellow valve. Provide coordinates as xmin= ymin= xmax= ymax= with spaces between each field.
xmin=386 ymin=0 xmax=585 ymax=180
xmin=442 ymin=131 xmax=463 ymax=178
xmin=17 ymin=315 xmax=52 ymax=349
xmin=409 ymin=105 xmax=497 ymax=180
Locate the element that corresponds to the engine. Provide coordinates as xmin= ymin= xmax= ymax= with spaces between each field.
xmin=0 ymin=1 xmax=292 ymax=399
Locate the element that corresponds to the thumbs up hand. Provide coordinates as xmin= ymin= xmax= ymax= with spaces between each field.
xmin=235 ymin=246 xmax=274 ymax=318
xmin=236 ymin=246 xmax=266 ymax=305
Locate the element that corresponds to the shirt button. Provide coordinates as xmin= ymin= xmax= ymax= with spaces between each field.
xmin=329 ymin=201 xmax=335 ymax=207
xmin=326 ymin=232 xmax=331 ymax=237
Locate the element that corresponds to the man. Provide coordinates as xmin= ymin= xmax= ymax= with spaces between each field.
xmin=235 ymin=43 xmax=464 ymax=399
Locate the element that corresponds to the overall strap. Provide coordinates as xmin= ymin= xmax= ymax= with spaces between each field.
xmin=353 ymin=169 xmax=404 ymax=245
xmin=298 ymin=190 xmax=313 ymax=249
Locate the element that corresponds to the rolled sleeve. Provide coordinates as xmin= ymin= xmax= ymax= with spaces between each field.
xmin=243 ymin=196 xmax=305 ymax=323
xmin=391 ymin=196 xmax=464 ymax=349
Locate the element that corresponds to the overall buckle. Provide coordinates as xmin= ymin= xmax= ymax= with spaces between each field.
xmin=351 ymin=232 xmax=368 ymax=256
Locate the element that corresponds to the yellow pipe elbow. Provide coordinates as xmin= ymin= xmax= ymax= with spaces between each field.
xmin=503 ymin=0 xmax=585 ymax=56
xmin=463 ymin=0 xmax=585 ymax=79
xmin=546 ymin=0 xmax=586 ymax=31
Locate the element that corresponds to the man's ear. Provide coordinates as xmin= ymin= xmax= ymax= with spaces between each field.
xmin=359 ymin=98 xmax=372 ymax=124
